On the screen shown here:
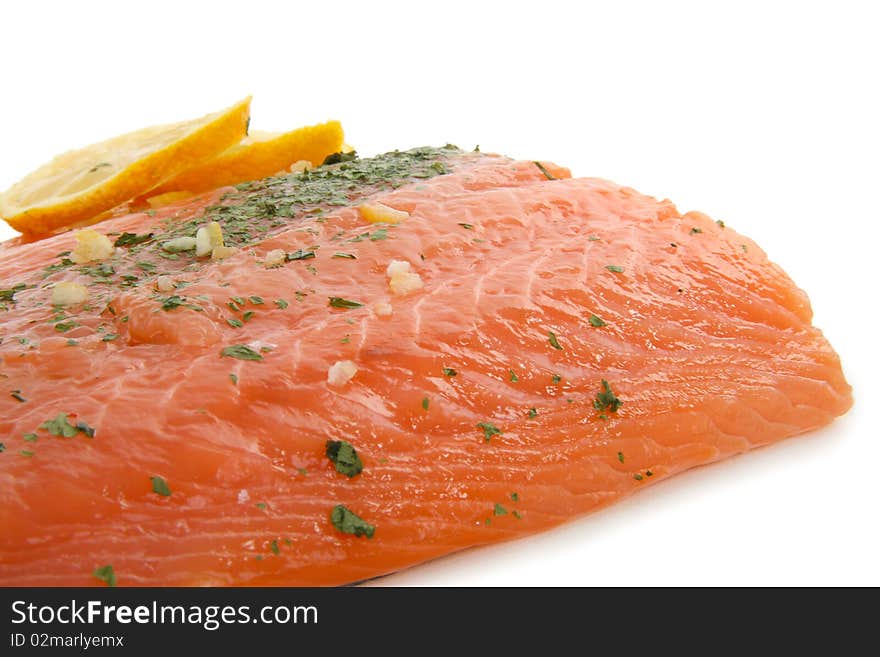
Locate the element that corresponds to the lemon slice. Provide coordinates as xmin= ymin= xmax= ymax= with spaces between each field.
xmin=147 ymin=120 xmax=344 ymax=197
xmin=0 ymin=98 xmax=252 ymax=236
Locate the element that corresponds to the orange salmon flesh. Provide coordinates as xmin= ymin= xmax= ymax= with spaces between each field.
xmin=0 ymin=147 xmax=852 ymax=586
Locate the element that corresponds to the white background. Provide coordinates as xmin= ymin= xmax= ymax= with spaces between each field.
xmin=1 ymin=1 xmax=876 ymax=586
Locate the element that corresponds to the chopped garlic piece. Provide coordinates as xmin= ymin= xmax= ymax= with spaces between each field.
xmin=162 ymin=236 xmax=197 ymax=252
xmin=196 ymin=221 xmax=224 ymax=257
xmin=386 ymin=259 xmax=424 ymax=296
xmin=374 ymin=301 xmax=393 ymax=316
xmin=359 ymin=202 xmax=410 ymax=225
xmin=327 ymin=360 xmax=358 ymax=386
xmin=70 ymin=229 xmax=114 ymax=264
xmin=155 ymin=275 xmax=175 ymax=292
xmin=211 ymin=245 xmax=238 ymax=260
xmin=289 ymin=160 xmax=311 ymax=173
xmin=264 ymin=248 xmax=286 ymax=268
xmin=51 ymin=281 xmax=88 ymax=306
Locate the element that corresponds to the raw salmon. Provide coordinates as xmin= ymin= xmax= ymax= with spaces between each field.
xmin=0 ymin=147 xmax=851 ymax=586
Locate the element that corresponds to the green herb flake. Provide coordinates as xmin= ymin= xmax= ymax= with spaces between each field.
xmin=242 ymin=311 xmax=255 ymax=322
xmin=40 ymin=413 xmax=80 ymax=438
xmin=646 ymin=470 xmax=654 ymax=477
xmin=617 ymin=451 xmax=625 ymax=463
xmin=533 ymin=161 xmax=556 ymax=180
xmin=593 ymin=379 xmax=623 ymax=414
xmin=716 ymin=220 xmax=725 ymax=228
xmin=255 ymin=502 xmax=267 ymax=510
xmin=325 ymin=440 xmax=364 ymax=478
xmin=0 ymin=443 xmax=4 ymax=453
xmin=527 ymin=407 xmax=538 ymax=418
xmin=332 ymin=252 xmax=357 ymax=259
xmin=114 ymin=232 xmax=153 ymax=247
xmin=10 ymin=390 xmax=26 ymax=403
xmin=227 ymin=318 xmax=243 ymax=328
xmin=690 ymin=227 xmax=703 ymax=234
xmin=494 ymin=503 xmax=508 ymax=516
xmin=151 ymin=476 xmax=172 ymax=497
xmin=509 ymin=370 xmax=519 ymax=382
xmin=221 ymin=344 xmax=263 ymax=361
xmin=230 ymin=373 xmax=238 ymax=385
xmin=248 ymin=296 xmax=264 ymax=305
xmin=512 ymin=510 xmax=522 ymax=519
xmin=328 ymin=297 xmax=364 ymax=309
xmin=511 ymin=492 xmax=519 ymax=502
xmin=442 ymin=367 xmax=457 ymax=377
xmin=588 ymin=314 xmax=606 ymax=327
xmin=422 ymin=396 xmax=430 ymax=410
xmin=330 ymin=504 xmax=375 ymax=538
xmin=270 ymin=540 xmax=280 ymax=556
xmin=23 ymin=433 xmax=38 ymax=443
xmin=588 ymin=235 xmax=601 ymax=242
xmin=477 ymin=421 xmax=502 ymax=442
xmin=102 ymin=333 xmax=119 ymax=342
xmin=606 ymin=265 xmax=624 ymax=273
xmin=286 ymin=249 xmax=316 ymax=261
xmin=458 ymin=223 xmax=474 ymax=230
xmin=66 ymin=339 xmax=78 ymax=346
xmin=274 ymin=299 xmax=289 ymax=309
xmin=93 ymin=565 xmax=117 ymax=587
xmin=54 ymin=320 xmax=78 ymax=333
xmin=548 ymin=331 xmax=563 ymax=350
xmin=633 ymin=473 xmax=644 ymax=481
xmin=20 ymin=450 xmax=34 ymax=457
xmin=160 ymin=295 xmax=185 ymax=311
xmin=551 ymin=374 xmax=562 ymax=384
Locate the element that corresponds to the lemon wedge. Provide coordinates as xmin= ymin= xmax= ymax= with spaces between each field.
xmin=0 ymin=98 xmax=252 ymax=236
xmin=147 ymin=120 xmax=344 ymax=197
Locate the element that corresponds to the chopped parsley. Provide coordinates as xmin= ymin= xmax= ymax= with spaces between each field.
xmin=221 ymin=344 xmax=263 ymax=361
xmin=533 ymin=161 xmax=556 ymax=180
xmin=509 ymin=370 xmax=519 ymax=382
xmin=633 ymin=473 xmax=644 ymax=481
xmin=646 ymin=470 xmax=654 ymax=477
xmin=160 ymin=295 xmax=185 ymax=311
xmin=328 ymin=297 xmax=364 ymax=309
xmin=605 ymin=265 xmax=624 ymax=273
xmin=227 ymin=318 xmax=243 ymax=328
xmin=0 ymin=443 xmax=4 ymax=453
xmin=527 ymin=407 xmax=537 ymax=418
xmin=274 ymin=299 xmax=289 ymax=309
xmin=114 ymin=232 xmax=153 ymax=247
xmin=422 ymin=396 xmax=430 ymax=410
xmin=512 ymin=510 xmax=522 ymax=520
xmin=255 ymin=502 xmax=267 ymax=510
xmin=242 ymin=311 xmax=255 ymax=322
xmin=248 ymin=296 xmax=264 ymax=305
xmin=442 ymin=367 xmax=457 ymax=377
xmin=229 ymin=373 xmax=238 ymax=385
xmin=511 ymin=492 xmax=519 ymax=502
xmin=588 ymin=314 xmax=606 ymax=327
xmin=330 ymin=504 xmax=375 ymax=538
xmin=588 ymin=235 xmax=601 ymax=242
xmin=332 ymin=252 xmax=357 ymax=259
xmin=151 ymin=476 xmax=172 ymax=497
xmin=690 ymin=227 xmax=703 ymax=234
xmin=548 ymin=331 xmax=563 ymax=350
xmin=617 ymin=451 xmax=625 ymax=463
xmin=286 ymin=249 xmax=316 ymax=261
xmin=20 ymin=450 xmax=34 ymax=457
xmin=494 ymin=503 xmax=508 ymax=516
xmin=716 ymin=220 xmax=725 ymax=228
xmin=93 ymin=565 xmax=117 ymax=587
xmin=325 ymin=440 xmax=364 ymax=478
xmin=54 ymin=320 xmax=78 ymax=333
xmin=270 ymin=540 xmax=280 ymax=556
xmin=23 ymin=433 xmax=38 ymax=443
xmin=551 ymin=374 xmax=562 ymax=384
xmin=593 ymin=379 xmax=622 ymax=414
xmin=458 ymin=223 xmax=474 ymax=230
xmin=101 ymin=333 xmax=119 ymax=342
xmin=40 ymin=413 xmax=94 ymax=438
xmin=477 ymin=422 xmax=502 ymax=442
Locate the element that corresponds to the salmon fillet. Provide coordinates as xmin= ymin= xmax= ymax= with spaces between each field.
xmin=0 ymin=147 xmax=852 ymax=586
